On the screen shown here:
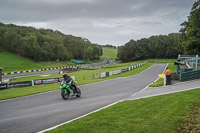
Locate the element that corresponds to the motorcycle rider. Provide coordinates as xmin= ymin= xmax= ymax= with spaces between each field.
xmin=63 ymin=73 xmax=77 ymax=94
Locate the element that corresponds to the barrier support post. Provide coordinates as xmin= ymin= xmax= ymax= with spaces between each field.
xmin=0 ymin=67 xmax=2 ymax=82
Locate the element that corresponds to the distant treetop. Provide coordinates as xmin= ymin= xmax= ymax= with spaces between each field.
xmin=101 ymin=44 xmax=116 ymax=49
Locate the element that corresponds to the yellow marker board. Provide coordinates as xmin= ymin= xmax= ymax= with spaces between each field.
xmin=158 ymin=74 xmax=165 ymax=79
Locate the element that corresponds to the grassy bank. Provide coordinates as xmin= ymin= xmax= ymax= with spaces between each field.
xmin=46 ymin=88 xmax=200 ymax=133
xmin=150 ymin=78 xmax=164 ymax=87
xmin=102 ymin=48 xmax=117 ymax=59
xmin=0 ymin=61 xmax=152 ymax=100
xmin=0 ymin=51 xmax=101 ymax=73
xmin=0 ymin=52 xmax=76 ymax=73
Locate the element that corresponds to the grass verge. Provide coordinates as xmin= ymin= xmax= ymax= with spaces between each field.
xmin=0 ymin=62 xmax=153 ymax=100
xmin=149 ymin=78 xmax=164 ymax=87
xmin=46 ymin=88 xmax=200 ymax=133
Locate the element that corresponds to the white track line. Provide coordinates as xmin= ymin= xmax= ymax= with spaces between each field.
xmin=129 ymin=86 xmax=200 ymax=101
xmin=130 ymin=64 xmax=167 ymax=98
xmin=148 ymin=63 xmax=168 ymax=86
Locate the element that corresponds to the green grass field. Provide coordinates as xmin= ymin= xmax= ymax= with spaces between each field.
xmin=0 ymin=51 xmax=102 ymax=73
xmin=102 ymin=48 xmax=117 ymax=59
xmin=46 ymin=88 xmax=200 ymax=133
xmin=0 ymin=51 xmax=76 ymax=73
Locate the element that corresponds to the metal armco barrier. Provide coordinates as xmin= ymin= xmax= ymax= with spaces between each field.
xmin=121 ymin=68 xmax=128 ymax=72
xmin=0 ymin=83 xmax=8 ymax=90
xmin=3 ymin=60 xmax=113 ymax=76
xmin=3 ymin=66 xmax=73 ymax=76
xmin=7 ymin=81 xmax=32 ymax=89
xmin=0 ymin=77 xmax=67 ymax=90
xmin=42 ymin=78 xmax=59 ymax=84
xmin=34 ymin=80 xmax=43 ymax=85
xmin=180 ymin=70 xmax=200 ymax=81
xmin=100 ymin=62 xmax=147 ymax=78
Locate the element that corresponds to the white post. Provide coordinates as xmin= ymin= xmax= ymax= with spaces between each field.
xmin=195 ymin=55 xmax=198 ymax=71
xmin=32 ymin=80 xmax=34 ymax=86
xmin=71 ymin=76 xmax=75 ymax=80
xmin=178 ymin=54 xmax=180 ymax=59
xmin=164 ymin=75 xmax=166 ymax=86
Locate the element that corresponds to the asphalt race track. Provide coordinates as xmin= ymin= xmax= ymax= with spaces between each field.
xmin=0 ymin=64 xmax=166 ymax=133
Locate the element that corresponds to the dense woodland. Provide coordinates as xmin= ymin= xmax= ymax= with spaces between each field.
xmin=179 ymin=0 xmax=200 ymax=55
xmin=117 ymin=33 xmax=180 ymax=62
xmin=118 ymin=0 xmax=200 ymax=62
xmin=0 ymin=23 xmax=102 ymax=61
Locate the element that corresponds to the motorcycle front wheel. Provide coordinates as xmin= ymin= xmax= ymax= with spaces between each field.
xmin=61 ymin=90 xmax=69 ymax=100
xmin=76 ymin=88 xmax=81 ymax=97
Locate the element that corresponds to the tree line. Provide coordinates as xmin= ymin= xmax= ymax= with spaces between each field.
xmin=101 ymin=44 xmax=117 ymax=49
xmin=117 ymin=33 xmax=180 ymax=62
xmin=118 ymin=0 xmax=200 ymax=62
xmin=179 ymin=0 xmax=200 ymax=55
xmin=0 ymin=22 xmax=102 ymax=61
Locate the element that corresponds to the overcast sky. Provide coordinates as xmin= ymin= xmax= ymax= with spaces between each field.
xmin=0 ymin=0 xmax=195 ymax=46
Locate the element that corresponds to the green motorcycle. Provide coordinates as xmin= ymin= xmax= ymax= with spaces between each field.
xmin=60 ymin=80 xmax=81 ymax=100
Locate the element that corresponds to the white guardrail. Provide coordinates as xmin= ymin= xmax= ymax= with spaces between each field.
xmin=100 ymin=62 xmax=147 ymax=78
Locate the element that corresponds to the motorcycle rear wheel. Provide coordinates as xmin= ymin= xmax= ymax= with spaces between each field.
xmin=61 ymin=90 xmax=69 ymax=100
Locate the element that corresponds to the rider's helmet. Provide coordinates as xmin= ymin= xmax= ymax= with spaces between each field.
xmin=63 ymin=73 xmax=68 ymax=79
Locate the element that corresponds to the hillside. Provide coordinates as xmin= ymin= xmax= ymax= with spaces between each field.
xmin=0 ymin=51 xmax=75 ymax=73
xmin=0 ymin=22 xmax=102 ymax=61
xmin=102 ymin=47 xmax=117 ymax=59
